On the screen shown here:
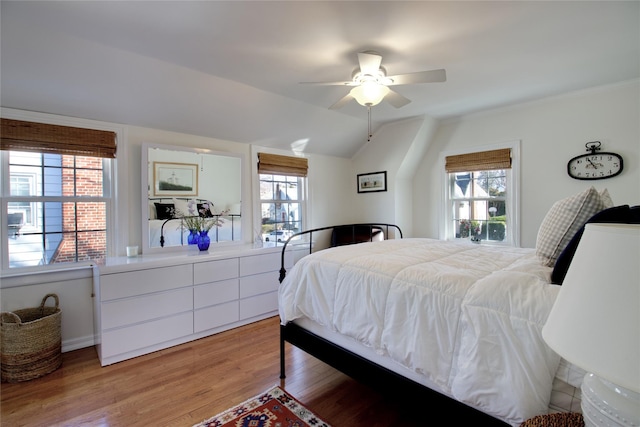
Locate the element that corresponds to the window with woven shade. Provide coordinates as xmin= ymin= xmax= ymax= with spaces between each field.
xmin=444 ymin=144 xmax=519 ymax=246
xmin=257 ymin=153 xmax=307 ymax=246
xmin=1 ymin=118 xmax=118 ymax=270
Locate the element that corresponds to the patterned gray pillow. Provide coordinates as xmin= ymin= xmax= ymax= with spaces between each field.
xmin=536 ymin=187 xmax=608 ymax=267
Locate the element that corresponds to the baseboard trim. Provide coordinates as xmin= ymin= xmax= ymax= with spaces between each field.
xmin=62 ymin=335 xmax=96 ymax=353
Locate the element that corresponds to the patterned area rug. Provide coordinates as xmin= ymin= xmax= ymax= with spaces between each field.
xmin=193 ymin=385 xmax=331 ymax=427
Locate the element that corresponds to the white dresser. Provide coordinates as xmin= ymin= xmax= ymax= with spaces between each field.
xmin=94 ymin=245 xmax=294 ymax=366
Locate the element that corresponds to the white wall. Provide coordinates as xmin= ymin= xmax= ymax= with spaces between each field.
xmin=0 ymin=111 xmax=356 ymax=351
xmin=413 ymin=79 xmax=640 ymax=247
xmin=2 ymin=79 xmax=638 ymax=352
xmin=351 ymin=115 xmax=440 ymax=236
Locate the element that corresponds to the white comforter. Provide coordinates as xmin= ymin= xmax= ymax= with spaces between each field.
xmin=279 ymin=238 xmax=562 ymax=426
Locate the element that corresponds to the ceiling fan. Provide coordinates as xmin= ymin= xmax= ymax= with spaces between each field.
xmin=301 ymin=51 xmax=446 ymax=110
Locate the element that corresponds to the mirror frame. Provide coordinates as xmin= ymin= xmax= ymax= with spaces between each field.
xmin=141 ymin=142 xmax=244 ymax=254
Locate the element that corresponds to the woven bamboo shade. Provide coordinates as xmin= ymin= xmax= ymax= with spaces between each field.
xmin=445 ymin=148 xmax=511 ymax=173
xmin=1 ymin=118 xmax=117 ymax=158
xmin=257 ymin=153 xmax=308 ymax=177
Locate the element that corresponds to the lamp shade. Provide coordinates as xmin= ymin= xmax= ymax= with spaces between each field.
xmin=542 ymin=223 xmax=640 ymax=393
xmin=350 ymin=83 xmax=390 ymax=107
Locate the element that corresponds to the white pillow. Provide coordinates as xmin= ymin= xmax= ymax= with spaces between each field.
xmin=148 ymin=201 xmax=157 ymax=220
xmin=536 ymin=187 xmax=608 ymax=267
xmin=228 ymin=203 xmax=242 ymax=215
xmin=173 ymin=198 xmax=190 ymax=216
xmin=599 ymin=188 xmax=614 ymax=208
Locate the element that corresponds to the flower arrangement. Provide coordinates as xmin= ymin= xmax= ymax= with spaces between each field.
xmin=177 ymin=199 xmax=229 ymax=232
xmin=458 ymin=219 xmax=481 ymax=238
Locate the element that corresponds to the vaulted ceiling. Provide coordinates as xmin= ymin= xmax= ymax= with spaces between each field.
xmin=1 ymin=1 xmax=638 ymax=158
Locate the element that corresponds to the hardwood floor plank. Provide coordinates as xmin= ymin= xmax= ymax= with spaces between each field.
xmin=1 ymin=316 xmax=430 ymax=426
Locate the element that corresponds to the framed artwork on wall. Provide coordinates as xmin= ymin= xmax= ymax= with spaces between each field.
xmin=357 ymin=171 xmax=387 ymax=193
xmin=153 ymin=162 xmax=198 ymax=196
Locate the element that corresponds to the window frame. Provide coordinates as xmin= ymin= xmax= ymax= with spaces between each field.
xmin=258 ymin=172 xmax=306 ymax=246
xmin=440 ymin=141 xmax=520 ymax=247
xmin=0 ymin=109 xmax=122 ymax=275
xmin=252 ymin=148 xmax=308 ymax=247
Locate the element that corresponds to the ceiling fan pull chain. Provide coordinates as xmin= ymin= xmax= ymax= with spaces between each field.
xmin=367 ymin=107 xmax=372 ymax=142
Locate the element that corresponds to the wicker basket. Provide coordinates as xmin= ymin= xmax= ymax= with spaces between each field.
xmin=1 ymin=294 xmax=62 ymax=383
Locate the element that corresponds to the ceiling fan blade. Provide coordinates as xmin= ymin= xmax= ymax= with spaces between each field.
xmin=385 ymin=89 xmax=411 ymax=108
xmin=386 ymin=69 xmax=447 ymax=85
xmin=329 ymin=93 xmax=354 ymax=110
xmin=300 ymin=80 xmax=356 ymax=86
xmin=357 ymin=52 xmax=383 ymax=75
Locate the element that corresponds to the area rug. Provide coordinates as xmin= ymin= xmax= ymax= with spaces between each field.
xmin=193 ymin=385 xmax=332 ymax=427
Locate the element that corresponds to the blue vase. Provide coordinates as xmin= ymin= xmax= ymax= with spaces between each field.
xmin=197 ymin=230 xmax=210 ymax=251
xmin=187 ymin=229 xmax=199 ymax=245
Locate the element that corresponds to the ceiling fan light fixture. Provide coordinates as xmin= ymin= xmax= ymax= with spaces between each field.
xmin=350 ymin=82 xmax=390 ymax=107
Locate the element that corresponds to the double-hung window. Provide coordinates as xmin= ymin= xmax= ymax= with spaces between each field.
xmin=257 ymin=153 xmax=307 ymax=246
xmin=1 ymin=118 xmax=116 ymax=270
xmin=444 ymin=145 xmax=519 ymax=246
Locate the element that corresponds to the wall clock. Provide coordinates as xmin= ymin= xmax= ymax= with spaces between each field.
xmin=567 ymin=141 xmax=623 ymax=180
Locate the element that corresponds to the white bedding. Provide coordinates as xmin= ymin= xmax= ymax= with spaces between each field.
xmin=279 ymin=238 xmax=569 ymax=426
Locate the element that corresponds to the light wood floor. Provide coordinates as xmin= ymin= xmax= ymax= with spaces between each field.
xmin=1 ymin=316 xmax=430 ymax=427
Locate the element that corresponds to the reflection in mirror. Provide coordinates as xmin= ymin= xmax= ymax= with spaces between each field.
xmin=142 ymin=143 xmax=242 ymax=252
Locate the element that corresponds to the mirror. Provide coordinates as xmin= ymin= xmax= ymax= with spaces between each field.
xmin=142 ymin=143 xmax=242 ymax=252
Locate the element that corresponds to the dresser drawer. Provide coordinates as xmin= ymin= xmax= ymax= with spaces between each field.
xmin=194 ymin=279 xmax=238 ymax=309
xmin=240 ymin=271 xmax=280 ymax=298
xmin=100 ymin=264 xmax=192 ymax=301
xmin=239 ymin=252 xmax=281 ymax=276
xmin=194 ymin=300 xmax=239 ymax=333
xmin=193 ymin=258 xmax=238 ymax=285
xmin=101 ymin=288 xmax=192 ymax=330
xmin=101 ymin=312 xmax=193 ymax=358
xmin=240 ymin=292 xmax=278 ymax=320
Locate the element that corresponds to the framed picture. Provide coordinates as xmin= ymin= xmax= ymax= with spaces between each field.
xmin=153 ymin=162 xmax=198 ymax=196
xmin=357 ymin=171 xmax=387 ymax=193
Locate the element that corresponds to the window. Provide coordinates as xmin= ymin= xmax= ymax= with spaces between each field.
xmin=257 ymin=153 xmax=307 ymax=246
xmin=1 ymin=118 xmax=116 ymax=270
xmin=443 ymin=145 xmax=519 ymax=246
xmin=259 ymin=174 xmax=304 ymax=244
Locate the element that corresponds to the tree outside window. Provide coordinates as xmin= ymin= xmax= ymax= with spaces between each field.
xmin=259 ymin=174 xmax=303 ymax=245
xmin=450 ymin=169 xmax=508 ymax=242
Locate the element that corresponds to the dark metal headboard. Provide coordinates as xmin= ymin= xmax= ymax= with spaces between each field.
xmin=278 ymin=223 xmax=403 ymax=283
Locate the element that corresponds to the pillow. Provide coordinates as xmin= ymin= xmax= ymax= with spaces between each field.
xmin=330 ymin=225 xmax=384 ymax=247
xmin=536 ymin=187 xmax=608 ymax=267
xmin=599 ymin=188 xmax=614 ymax=208
xmin=228 ymin=203 xmax=242 ymax=215
xmin=551 ymin=205 xmax=640 ymax=284
xmin=197 ymin=203 xmax=214 ymax=218
xmin=173 ymin=198 xmax=190 ymax=217
xmin=154 ymin=203 xmax=176 ymax=220
xmin=148 ymin=201 xmax=157 ymax=220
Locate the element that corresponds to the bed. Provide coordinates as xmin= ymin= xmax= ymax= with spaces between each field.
xmin=277 ymin=188 xmax=628 ymax=425
xmin=148 ymin=197 xmax=241 ymax=247
xmin=148 ymin=216 xmax=241 ymax=247
xmin=280 ymin=224 xmax=604 ymax=427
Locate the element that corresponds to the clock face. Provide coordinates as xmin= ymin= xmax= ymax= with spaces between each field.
xmin=567 ymin=152 xmax=623 ymax=180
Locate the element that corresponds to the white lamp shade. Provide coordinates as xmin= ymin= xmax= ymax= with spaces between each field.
xmin=350 ymin=83 xmax=390 ymax=107
xmin=542 ymin=223 xmax=640 ymax=393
